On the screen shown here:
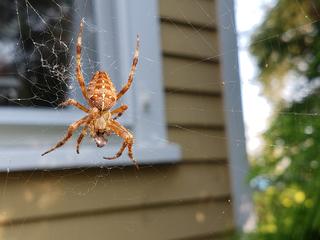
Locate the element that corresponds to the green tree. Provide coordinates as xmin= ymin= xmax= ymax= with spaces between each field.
xmin=243 ymin=0 xmax=320 ymax=239
xmin=251 ymin=0 xmax=320 ymax=103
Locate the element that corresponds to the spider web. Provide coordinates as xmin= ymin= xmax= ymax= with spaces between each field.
xmin=0 ymin=0 xmax=317 ymax=238
xmin=0 ymin=0 xmax=130 ymax=159
xmin=0 ymin=0 xmax=69 ymax=106
xmin=0 ymin=1 xmax=238 ymax=238
xmin=0 ymin=0 xmax=136 ymax=213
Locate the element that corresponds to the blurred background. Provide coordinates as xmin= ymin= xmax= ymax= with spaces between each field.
xmin=0 ymin=0 xmax=319 ymax=239
xmin=237 ymin=0 xmax=320 ymax=239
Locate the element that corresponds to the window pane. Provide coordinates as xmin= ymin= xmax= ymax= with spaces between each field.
xmin=0 ymin=0 xmax=73 ymax=107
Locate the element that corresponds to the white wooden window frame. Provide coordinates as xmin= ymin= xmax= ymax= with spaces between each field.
xmin=0 ymin=0 xmax=181 ymax=171
xmin=217 ymin=0 xmax=254 ymax=232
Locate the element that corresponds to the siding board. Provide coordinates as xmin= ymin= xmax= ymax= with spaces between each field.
xmin=161 ymin=22 xmax=219 ymax=60
xmin=168 ymin=128 xmax=227 ymax=160
xmin=0 ymin=201 xmax=233 ymax=240
xmin=159 ymin=0 xmax=217 ymax=28
xmin=173 ymin=231 xmax=232 ymax=240
xmin=166 ymin=93 xmax=224 ymax=127
xmin=0 ymin=164 xmax=230 ymax=222
xmin=163 ymin=57 xmax=222 ymax=94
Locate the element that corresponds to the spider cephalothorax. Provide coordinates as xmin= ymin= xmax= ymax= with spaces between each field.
xmin=42 ymin=19 xmax=139 ymax=168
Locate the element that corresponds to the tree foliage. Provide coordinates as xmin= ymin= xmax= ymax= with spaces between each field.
xmin=243 ymin=0 xmax=320 ymax=239
xmin=250 ymin=0 xmax=320 ymax=102
xmin=246 ymin=93 xmax=320 ymax=239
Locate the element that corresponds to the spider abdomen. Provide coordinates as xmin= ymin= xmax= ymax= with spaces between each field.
xmin=87 ymin=71 xmax=117 ymax=110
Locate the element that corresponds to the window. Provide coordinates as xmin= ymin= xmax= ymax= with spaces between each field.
xmin=0 ymin=0 xmax=181 ymax=171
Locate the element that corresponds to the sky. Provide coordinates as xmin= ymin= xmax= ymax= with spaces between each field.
xmin=235 ymin=0 xmax=276 ymax=154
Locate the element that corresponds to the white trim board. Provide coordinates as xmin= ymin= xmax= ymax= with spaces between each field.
xmin=0 ymin=144 xmax=180 ymax=171
xmin=217 ymin=0 xmax=255 ymax=232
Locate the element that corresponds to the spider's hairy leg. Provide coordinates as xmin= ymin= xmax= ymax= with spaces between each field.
xmin=111 ymin=104 xmax=128 ymax=120
xmin=59 ymin=98 xmax=89 ymax=113
xmin=76 ymin=126 xmax=88 ymax=154
xmin=116 ymin=35 xmax=140 ymax=100
xmin=104 ymin=119 xmax=138 ymax=169
xmin=41 ymin=116 xmax=91 ymax=156
xmin=76 ymin=18 xmax=91 ymax=104
xmin=104 ymin=142 xmax=127 ymax=160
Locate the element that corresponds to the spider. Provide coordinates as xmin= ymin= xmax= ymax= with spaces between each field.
xmin=41 ymin=19 xmax=139 ymax=169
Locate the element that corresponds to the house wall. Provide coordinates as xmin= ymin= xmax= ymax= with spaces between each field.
xmin=0 ymin=0 xmax=234 ymax=239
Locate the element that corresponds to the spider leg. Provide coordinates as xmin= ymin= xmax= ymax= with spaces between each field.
xmin=41 ymin=116 xmax=91 ymax=156
xmin=116 ymin=35 xmax=140 ymax=100
xmin=111 ymin=104 xmax=128 ymax=120
xmin=104 ymin=142 xmax=127 ymax=160
xmin=76 ymin=19 xmax=91 ymax=105
xmin=103 ymin=119 xmax=138 ymax=169
xmin=76 ymin=126 xmax=88 ymax=154
xmin=59 ymin=98 xmax=89 ymax=113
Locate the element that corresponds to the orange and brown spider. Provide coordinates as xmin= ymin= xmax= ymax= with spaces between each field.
xmin=41 ymin=19 xmax=140 ymax=169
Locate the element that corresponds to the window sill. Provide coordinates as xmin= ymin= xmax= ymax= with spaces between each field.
xmin=0 ymin=107 xmax=83 ymax=126
xmin=0 ymin=107 xmax=130 ymax=126
xmin=0 ymin=143 xmax=181 ymax=171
